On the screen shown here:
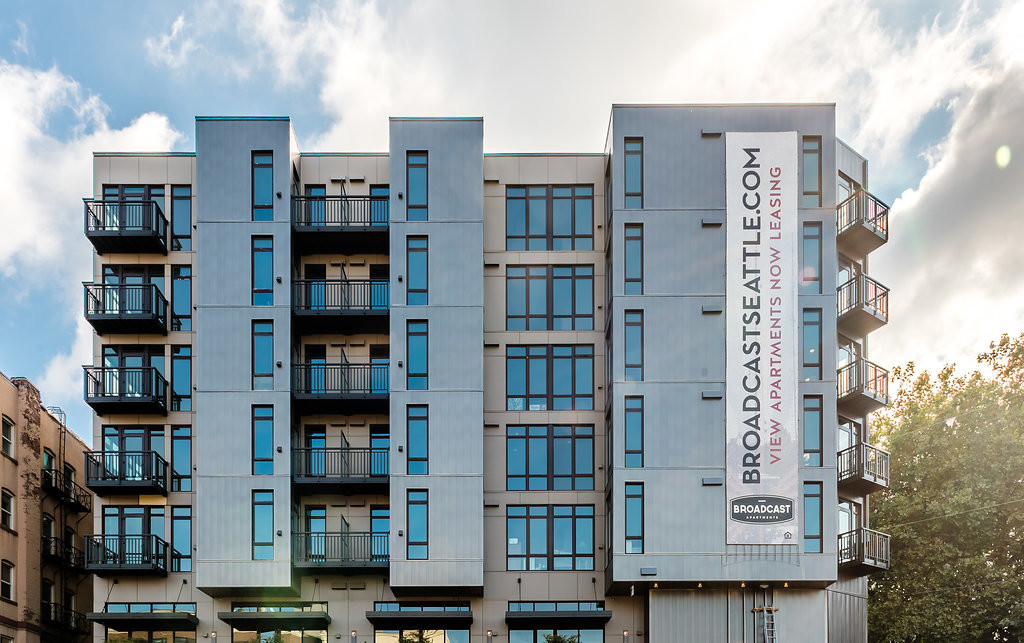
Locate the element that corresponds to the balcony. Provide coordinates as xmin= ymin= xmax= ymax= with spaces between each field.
xmin=84 ymin=283 xmax=168 ymax=335
xmin=41 ymin=469 xmax=92 ymax=513
xmin=41 ymin=601 xmax=90 ymax=634
xmin=837 ymin=359 xmax=889 ymax=417
xmin=292 ymin=447 xmax=389 ymax=494
xmin=84 ymin=199 xmax=167 ymax=255
xmin=292 ymin=195 xmax=389 ymax=254
xmin=292 ymin=363 xmax=388 ymax=413
xmin=85 ymin=450 xmax=169 ymax=496
xmin=838 ymin=443 xmax=891 ymax=496
xmin=292 ymin=279 xmax=388 ymax=334
xmin=84 ymin=366 xmax=167 ymax=415
xmin=837 ymin=190 xmax=888 ymax=258
xmin=838 ymin=528 xmax=891 ymax=575
xmin=837 ymin=275 xmax=889 ymax=338
xmin=42 ymin=536 xmax=86 ymax=571
xmin=292 ymin=532 xmax=389 ymax=574
xmin=84 ymin=534 xmax=168 ymax=576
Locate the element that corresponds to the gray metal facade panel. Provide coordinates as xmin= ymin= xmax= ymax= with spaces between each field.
xmin=828 ymin=586 xmax=868 ymax=643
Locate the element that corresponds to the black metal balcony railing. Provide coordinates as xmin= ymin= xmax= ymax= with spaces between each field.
xmin=837 ymin=359 xmax=889 ymax=416
xmin=293 ymin=279 xmax=389 ymax=312
xmin=292 ymin=363 xmax=389 ymax=396
xmin=42 ymin=535 xmax=86 ymax=569
xmin=84 ymin=199 xmax=168 ymax=254
xmin=83 ymin=283 xmax=168 ymax=334
xmin=84 ymin=366 xmax=168 ymax=415
xmin=85 ymin=450 xmax=169 ymax=495
xmin=84 ymin=534 xmax=168 ymax=575
xmin=292 ymin=196 xmax=389 ymax=228
xmin=41 ymin=469 xmax=93 ymax=513
xmin=838 ymin=528 xmax=891 ymax=572
xmin=42 ymin=601 xmax=89 ymax=633
xmin=292 ymin=531 xmax=389 ymax=569
xmin=293 ymin=447 xmax=389 ymax=480
xmin=837 ymin=275 xmax=889 ymax=320
xmin=838 ymin=442 xmax=891 ymax=494
xmin=837 ymin=190 xmax=889 ymax=257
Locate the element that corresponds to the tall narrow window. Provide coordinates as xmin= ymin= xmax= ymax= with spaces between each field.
xmin=0 ymin=416 xmax=11 ymax=458
xmin=407 ymin=236 xmax=428 ymax=305
xmin=171 ymin=266 xmax=191 ymax=331
xmin=803 ymin=482 xmax=823 ymax=553
xmin=624 ymin=224 xmax=643 ymax=295
xmin=0 ymin=490 xmax=12 ymax=530
xmin=802 ymin=309 xmax=822 ymax=381
xmin=801 ymin=137 xmax=822 ymax=208
xmin=407 ymin=406 xmax=428 ymax=475
xmin=0 ymin=560 xmax=12 ymax=601
xmin=801 ymin=222 xmax=822 ymax=294
xmin=803 ymin=396 xmax=823 ymax=467
xmin=624 ymin=311 xmax=644 ymax=381
xmin=407 ymin=321 xmax=428 ymax=390
xmin=171 ymin=346 xmax=191 ymax=412
xmin=624 ymin=397 xmax=644 ymax=468
xmin=407 ymin=490 xmax=428 ymax=560
xmin=252 ymin=237 xmax=273 ymax=306
xmin=171 ymin=426 xmax=191 ymax=492
xmin=252 ymin=490 xmax=274 ymax=560
xmin=171 ymin=506 xmax=192 ymax=572
xmin=252 ymin=321 xmax=274 ymax=390
xmin=252 ymin=152 xmax=274 ymax=221
xmin=624 ymin=138 xmax=644 ymax=209
xmin=171 ymin=186 xmax=192 ymax=251
xmin=252 ymin=406 xmax=274 ymax=475
xmin=625 ymin=482 xmax=644 ymax=554
xmin=407 ymin=152 xmax=428 ymax=221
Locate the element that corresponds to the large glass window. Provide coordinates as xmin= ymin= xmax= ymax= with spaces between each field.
xmin=171 ymin=185 xmax=192 ymax=251
xmin=505 ymin=185 xmax=594 ymax=251
xmin=171 ymin=266 xmax=191 ymax=331
xmin=171 ymin=426 xmax=191 ymax=492
xmin=625 ymin=482 xmax=644 ymax=554
xmin=407 ymin=152 xmax=428 ymax=221
xmin=251 ymin=490 xmax=273 ymax=560
xmin=624 ymin=223 xmax=643 ymax=295
xmin=407 ymin=321 xmax=428 ymax=390
xmin=407 ymin=236 xmax=428 ymax=305
xmin=407 ymin=490 xmax=428 ymax=560
xmin=802 ymin=136 xmax=822 ymax=208
xmin=171 ymin=506 xmax=191 ymax=572
xmin=252 ymin=151 xmax=273 ymax=221
xmin=506 ymin=505 xmax=594 ymax=571
xmin=510 ymin=630 xmax=603 ymax=643
xmin=803 ymin=396 xmax=823 ymax=467
xmin=407 ymin=406 xmax=428 ymax=475
xmin=506 ymin=425 xmax=594 ymax=491
xmin=801 ymin=222 xmax=822 ymax=294
xmin=624 ymin=138 xmax=644 ymax=208
xmin=251 ymin=236 xmax=273 ymax=306
xmin=507 ymin=265 xmax=593 ymax=331
xmin=252 ymin=321 xmax=273 ymax=390
xmin=624 ymin=310 xmax=644 ymax=381
xmin=624 ymin=396 xmax=643 ymax=468
xmin=506 ymin=345 xmax=594 ymax=411
xmin=375 ymin=630 xmax=468 ymax=643
xmin=802 ymin=309 xmax=822 ymax=381
xmin=171 ymin=346 xmax=191 ymax=412
xmin=804 ymin=482 xmax=823 ymax=553
xmin=252 ymin=406 xmax=273 ymax=475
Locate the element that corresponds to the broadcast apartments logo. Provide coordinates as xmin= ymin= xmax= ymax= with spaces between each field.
xmin=730 ymin=495 xmax=795 ymax=524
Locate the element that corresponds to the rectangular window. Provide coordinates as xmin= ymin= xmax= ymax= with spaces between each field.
xmin=407 ymin=490 xmax=428 ymax=560
xmin=171 ymin=426 xmax=191 ymax=492
xmin=407 ymin=406 xmax=428 ymax=475
xmin=171 ymin=506 xmax=191 ymax=572
xmin=803 ymin=396 xmax=823 ymax=467
xmin=0 ymin=490 xmax=12 ymax=530
xmin=801 ymin=222 xmax=822 ymax=294
xmin=802 ymin=309 xmax=822 ymax=381
xmin=407 ymin=321 xmax=428 ymax=390
xmin=0 ymin=416 xmax=11 ymax=458
xmin=252 ymin=321 xmax=273 ymax=390
xmin=801 ymin=136 xmax=822 ymax=208
xmin=252 ymin=490 xmax=274 ymax=560
xmin=171 ymin=346 xmax=191 ymax=412
xmin=252 ymin=151 xmax=273 ymax=221
xmin=506 ymin=425 xmax=594 ymax=491
xmin=506 ymin=505 xmax=594 ymax=571
xmin=252 ymin=236 xmax=273 ymax=306
xmin=252 ymin=406 xmax=274 ymax=475
xmin=624 ymin=224 xmax=643 ymax=295
xmin=625 ymin=482 xmax=644 ymax=554
xmin=624 ymin=138 xmax=644 ymax=209
xmin=505 ymin=185 xmax=594 ymax=251
xmin=803 ymin=482 xmax=823 ymax=553
xmin=407 ymin=152 xmax=428 ymax=221
xmin=171 ymin=185 xmax=192 ymax=251
xmin=506 ymin=265 xmax=594 ymax=331
xmin=0 ymin=560 xmax=12 ymax=601
xmin=624 ymin=397 xmax=644 ymax=468
xmin=171 ymin=266 xmax=191 ymax=331
xmin=624 ymin=311 xmax=644 ymax=381
xmin=506 ymin=345 xmax=594 ymax=411
xmin=407 ymin=236 xmax=428 ymax=305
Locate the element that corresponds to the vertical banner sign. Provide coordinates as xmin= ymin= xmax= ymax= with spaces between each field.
xmin=726 ymin=132 xmax=799 ymax=545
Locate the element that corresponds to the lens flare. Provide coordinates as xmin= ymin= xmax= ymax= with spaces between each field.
xmin=996 ymin=145 xmax=1011 ymax=168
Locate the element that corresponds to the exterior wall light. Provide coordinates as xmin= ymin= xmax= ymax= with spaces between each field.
xmin=351 ymin=631 xmax=357 ymax=643
xmin=623 ymin=630 xmax=630 ymax=643
xmin=487 ymin=630 xmax=494 ymax=643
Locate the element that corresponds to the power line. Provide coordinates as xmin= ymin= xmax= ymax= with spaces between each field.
xmin=885 ymin=497 xmax=1024 ymax=529
xmin=886 ymin=576 xmax=1022 ymax=599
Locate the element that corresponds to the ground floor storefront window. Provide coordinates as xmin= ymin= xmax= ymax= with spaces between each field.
xmin=510 ymin=630 xmax=603 ymax=643
xmin=374 ymin=631 xmax=469 ymax=643
xmin=105 ymin=633 xmax=196 ymax=642
xmin=231 ymin=631 xmax=327 ymax=642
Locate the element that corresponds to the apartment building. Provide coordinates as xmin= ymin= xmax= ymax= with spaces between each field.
xmin=0 ymin=373 xmax=94 ymax=642
xmin=82 ymin=104 xmax=891 ymax=643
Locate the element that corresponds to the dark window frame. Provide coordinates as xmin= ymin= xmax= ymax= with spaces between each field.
xmin=624 ymin=223 xmax=643 ymax=295
xmin=407 ymin=405 xmax=428 ymax=475
xmin=407 ymin=236 xmax=428 ymax=305
xmin=251 ymin=151 xmax=274 ymax=221
xmin=801 ymin=222 xmax=823 ymax=294
xmin=171 ymin=426 xmax=191 ymax=492
xmin=505 ymin=504 xmax=595 ymax=571
xmin=407 ymin=151 xmax=428 ymax=221
xmin=804 ymin=481 xmax=823 ymax=553
xmin=252 ymin=406 xmax=274 ymax=475
xmin=505 ymin=345 xmax=594 ymax=411
xmin=171 ymin=506 xmax=191 ymax=572
xmin=505 ymin=265 xmax=594 ymax=331
xmin=251 ymin=236 xmax=274 ymax=306
xmin=802 ymin=136 xmax=823 ymax=208
xmin=624 ymin=396 xmax=644 ymax=468
xmin=0 ymin=560 xmax=12 ymax=602
xmin=407 ymin=489 xmax=428 ymax=560
xmin=504 ymin=185 xmax=594 ymax=251
xmin=407 ymin=320 xmax=428 ymax=390
xmin=0 ymin=416 xmax=12 ymax=459
xmin=624 ymin=310 xmax=644 ymax=381
xmin=505 ymin=425 xmax=594 ymax=491
xmin=171 ymin=265 xmax=191 ymax=331
xmin=170 ymin=346 xmax=191 ymax=412
xmin=0 ymin=489 xmax=12 ymax=530
xmin=251 ymin=490 xmax=274 ymax=560
xmin=170 ymin=185 xmax=192 ymax=251
xmin=803 ymin=396 xmax=823 ymax=467
xmin=252 ymin=320 xmax=274 ymax=390
xmin=802 ymin=309 xmax=823 ymax=381
xmin=624 ymin=138 xmax=644 ymax=209
xmin=625 ymin=482 xmax=644 ymax=554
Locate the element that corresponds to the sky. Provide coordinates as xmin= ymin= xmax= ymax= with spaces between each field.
xmin=0 ymin=0 xmax=1022 ymax=443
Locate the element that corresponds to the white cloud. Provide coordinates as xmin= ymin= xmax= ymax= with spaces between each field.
xmin=11 ymin=20 xmax=29 ymax=56
xmin=144 ymin=13 xmax=198 ymax=69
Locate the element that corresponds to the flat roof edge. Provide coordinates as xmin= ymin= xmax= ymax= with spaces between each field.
xmin=195 ymin=116 xmax=290 ymax=121
xmin=93 ymin=152 xmax=195 ymax=157
xmin=611 ymin=102 xmax=836 ymax=108
xmin=389 ymin=117 xmax=483 ymax=122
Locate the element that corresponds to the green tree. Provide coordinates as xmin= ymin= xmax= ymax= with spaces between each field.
xmin=543 ymin=634 xmax=581 ymax=643
xmin=868 ymin=334 xmax=1024 ymax=642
